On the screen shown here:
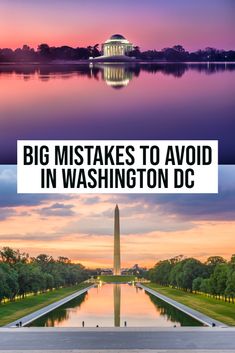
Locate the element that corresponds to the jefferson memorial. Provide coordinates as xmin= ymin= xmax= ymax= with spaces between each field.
xmin=102 ymin=34 xmax=134 ymax=57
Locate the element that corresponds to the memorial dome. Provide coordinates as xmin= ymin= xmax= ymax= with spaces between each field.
xmin=110 ymin=34 xmax=126 ymax=40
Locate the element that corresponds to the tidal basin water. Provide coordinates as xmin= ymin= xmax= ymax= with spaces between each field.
xmin=28 ymin=283 xmax=202 ymax=327
xmin=1 ymin=62 xmax=235 ymax=164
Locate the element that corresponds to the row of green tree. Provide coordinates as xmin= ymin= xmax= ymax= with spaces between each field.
xmin=0 ymin=43 xmax=235 ymax=62
xmin=0 ymin=247 xmax=88 ymax=302
xmin=131 ymin=45 xmax=235 ymax=62
xmin=149 ymin=255 xmax=235 ymax=302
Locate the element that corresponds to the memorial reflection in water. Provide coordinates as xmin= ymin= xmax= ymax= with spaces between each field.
xmin=28 ymin=284 xmax=202 ymax=327
xmin=98 ymin=64 xmax=134 ymax=88
xmin=1 ymin=63 xmax=234 ymax=164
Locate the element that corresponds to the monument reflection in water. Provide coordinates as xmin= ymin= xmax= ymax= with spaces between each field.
xmin=114 ymin=284 xmax=121 ymax=327
xmin=28 ymin=284 xmax=202 ymax=327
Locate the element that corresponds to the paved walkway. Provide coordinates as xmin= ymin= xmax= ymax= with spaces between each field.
xmin=2 ymin=351 xmax=235 ymax=353
xmin=5 ymin=284 xmax=95 ymax=328
xmin=2 ymin=349 xmax=235 ymax=353
xmin=0 ymin=328 xmax=235 ymax=350
xmin=138 ymin=284 xmax=226 ymax=327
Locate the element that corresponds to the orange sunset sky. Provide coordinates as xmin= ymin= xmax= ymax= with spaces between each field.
xmin=0 ymin=165 xmax=235 ymax=268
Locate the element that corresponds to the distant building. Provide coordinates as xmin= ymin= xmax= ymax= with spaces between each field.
xmin=101 ymin=269 xmax=113 ymax=275
xmin=132 ymin=264 xmax=140 ymax=270
xmin=121 ymin=269 xmax=129 ymax=275
xmin=102 ymin=34 xmax=133 ymax=57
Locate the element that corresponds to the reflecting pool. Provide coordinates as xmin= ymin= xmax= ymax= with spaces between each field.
xmin=28 ymin=283 xmax=203 ymax=327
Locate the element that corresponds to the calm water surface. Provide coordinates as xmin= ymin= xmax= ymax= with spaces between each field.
xmin=29 ymin=283 xmax=202 ymax=327
xmin=1 ymin=63 xmax=234 ymax=164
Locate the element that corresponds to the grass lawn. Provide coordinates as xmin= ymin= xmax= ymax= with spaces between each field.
xmin=147 ymin=283 xmax=235 ymax=326
xmin=0 ymin=282 xmax=90 ymax=327
xmin=99 ymin=275 xmax=135 ymax=283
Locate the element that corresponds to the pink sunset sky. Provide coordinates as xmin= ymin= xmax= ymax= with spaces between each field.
xmin=0 ymin=0 xmax=234 ymax=51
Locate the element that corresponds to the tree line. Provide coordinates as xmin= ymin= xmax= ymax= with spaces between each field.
xmin=149 ymin=255 xmax=235 ymax=303
xmin=0 ymin=247 xmax=89 ymax=302
xmin=0 ymin=43 xmax=234 ymax=62
xmin=130 ymin=45 xmax=235 ymax=62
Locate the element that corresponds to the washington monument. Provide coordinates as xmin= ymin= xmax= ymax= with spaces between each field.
xmin=113 ymin=204 xmax=121 ymax=275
